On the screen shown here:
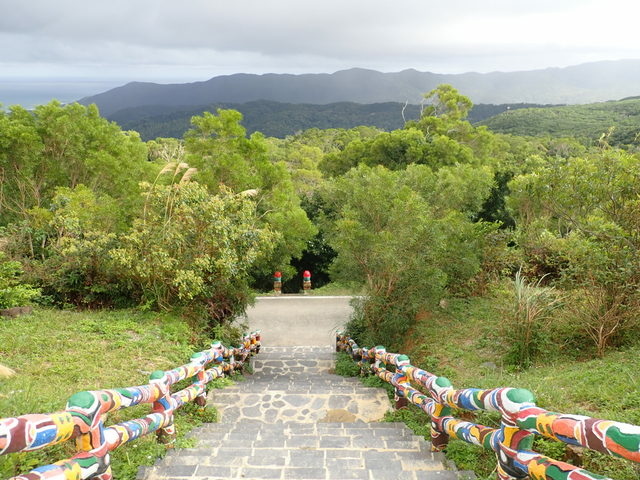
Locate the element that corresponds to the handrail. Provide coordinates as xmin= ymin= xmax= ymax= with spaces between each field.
xmin=336 ymin=332 xmax=640 ymax=480
xmin=0 ymin=331 xmax=261 ymax=480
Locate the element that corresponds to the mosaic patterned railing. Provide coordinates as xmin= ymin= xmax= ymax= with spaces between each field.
xmin=0 ymin=331 xmax=261 ymax=480
xmin=336 ymin=332 xmax=640 ymax=480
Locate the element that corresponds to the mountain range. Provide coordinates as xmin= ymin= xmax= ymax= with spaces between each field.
xmin=80 ymin=60 xmax=640 ymax=117
xmin=110 ymin=100 xmax=551 ymax=140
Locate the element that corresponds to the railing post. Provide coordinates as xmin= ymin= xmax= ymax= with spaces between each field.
xmin=496 ymin=389 xmax=535 ymax=480
xmin=150 ymin=370 xmax=175 ymax=447
xmin=252 ymin=330 xmax=262 ymax=355
xmin=359 ymin=347 xmax=371 ymax=376
xmin=191 ymin=352 xmax=208 ymax=409
xmin=66 ymin=390 xmax=111 ymax=480
xmin=394 ymin=354 xmax=410 ymax=409
xmin=430 ymin=376 xmax=453 ymax=451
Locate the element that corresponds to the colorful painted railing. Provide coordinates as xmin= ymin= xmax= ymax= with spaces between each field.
xmin=336 ymin=332 xmax=640 ymax=480
xmin=0 ymin=332 xmax=261 ymax=480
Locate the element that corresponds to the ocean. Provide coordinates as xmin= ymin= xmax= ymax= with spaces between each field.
xmin=0 ymin=80 xmax=125 ymax=110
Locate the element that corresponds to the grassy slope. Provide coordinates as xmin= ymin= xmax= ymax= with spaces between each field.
xmin=0 ymin=309 xmax=232 ymax=479
xmin=408 ymin=296 xmax=640 ymax=479
xmin=340 ymin=294 xmax=640 ymax=479
xmin=480 ymin=97 xmax=640 ymax=146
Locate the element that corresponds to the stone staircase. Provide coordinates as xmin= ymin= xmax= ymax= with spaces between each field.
xmin=139 ymin=346 xmax=475 ymax=480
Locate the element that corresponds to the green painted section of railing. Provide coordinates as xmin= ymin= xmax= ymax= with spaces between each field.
xmin=0 ymin=331 xmax=261 ymax=480
xmin=336 ymin=332 xmax=640 ymax=480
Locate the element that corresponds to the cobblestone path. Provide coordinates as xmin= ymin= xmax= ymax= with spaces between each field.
xmin=140 ymin=346 xmax=475 ymax=480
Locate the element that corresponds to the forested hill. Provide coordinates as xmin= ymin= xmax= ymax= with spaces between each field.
xmin=80 ymin=60 xmax=640 ymax=116
xmin=109 ymin=100 xmax=551 ymax=140
xmin=481 ymin=97 xmax=640 ymax=145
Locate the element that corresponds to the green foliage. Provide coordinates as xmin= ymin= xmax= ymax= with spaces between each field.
xmin=319 ymin=125 xmax=484 ymax=177
xmin=111 ymin=181 xmax=275 ymax=319
xmin=0 ymin=101 xmax=152 ymax=226
xmin=502 ymin=271 xmax=563 ymax=368
xmin=0 ymin=252 xmax=39 ymax=308
xmin=4 ymin=185 xmax=132 ymax=307
xmin=334 ymin=352 xmax=360 ymax=377
xmin=323 ymin=165 xmax=445 ymax=346
xmin=421 ymin=84 xmax=473 ymax=122
xmin=324 ymin=163 xmax=495 ymax=347
xmin=508 ymin=148 xmax=640 ymax=355
xmin=0 ymin=308 xmax=227 ymax=480
xmin=110 ymin=100 xmax=407 ymax=140
xmin=183 ymin=109 xmax=317 ymax=279
xmin=481 ymin=97 xmax=640 ymax=148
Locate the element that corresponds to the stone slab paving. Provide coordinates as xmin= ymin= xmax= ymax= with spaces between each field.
xmin=140 ymin=346 xmax=475 ymax=480
xmin=212 ymin=347 xmax=390 ymax=424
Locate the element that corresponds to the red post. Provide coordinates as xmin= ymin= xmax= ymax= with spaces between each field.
xmin=302 ymin=270 xmax=311 ymax=294
xmin=273 ymin=271 xmax=282 ymax=295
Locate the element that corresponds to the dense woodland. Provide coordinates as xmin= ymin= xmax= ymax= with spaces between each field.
xmin=482 ymin=96 xmax=640 ymax=147
xmin=108 ymin=99 xmax=550 ymax=140
xmin=2 ymin=84 xmax=640 ymax=478
xmin=1 ymin=84 xmax=639 ymax=357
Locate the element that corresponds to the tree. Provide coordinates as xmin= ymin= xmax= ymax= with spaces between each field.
xmin=322 ymin=164 xmax=494 ymax=347
xmin=183 ymin=109 xmax=317 ymax=280
xmin=0 ymin=101 xmax=152 ymax=226
xmin=508 ymin=148 xmax=640 ymax=354
xmin=111 ymin=180 xmax=275 ymax=319
xmin=421 ymin=84 xmax=473 ymax=122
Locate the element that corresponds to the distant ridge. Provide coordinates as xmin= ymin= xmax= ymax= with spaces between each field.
xmin=109 ymin=99 xmax=551 ymax=140
xmin=480 ymin=97 xmax=640 ymax=146
xmin=79 ymin=60 xmax=640 ymax=117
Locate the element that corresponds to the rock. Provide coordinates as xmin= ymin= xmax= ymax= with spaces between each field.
xmin=565 ymin=444 xmax=586 ymax=466
xmin=0 ymin=364 xmax=16 ymax=378
xmin=481 ymin=361 xmax=497 ymax=370
xmin=439 ymin=298 xmax=449 ymax=309
xmin=0 ymin=306 xmax=33 ymax=318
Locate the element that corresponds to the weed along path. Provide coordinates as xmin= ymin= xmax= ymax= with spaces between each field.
xmin=142 ymin=296 xmax=472 ymax=480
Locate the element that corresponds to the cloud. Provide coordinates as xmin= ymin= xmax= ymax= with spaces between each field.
xmin=1 ymin=0 xmax=639 ymax=80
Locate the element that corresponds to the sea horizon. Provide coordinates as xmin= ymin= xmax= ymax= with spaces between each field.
xmin=0 ymin=79 xmax=125 ymax=110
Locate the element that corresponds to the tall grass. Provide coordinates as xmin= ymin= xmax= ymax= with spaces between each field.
xmin=504 ymin=270 xmax=563 ymax=368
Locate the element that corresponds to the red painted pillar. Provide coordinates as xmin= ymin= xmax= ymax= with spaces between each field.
xmin=302 ymin=270 xmax=311 ymax=294
xmin=273 ymin=271 xmax=282 ymax=295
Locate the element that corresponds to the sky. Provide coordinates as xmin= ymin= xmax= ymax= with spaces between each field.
xmin=2 ymin=0 xmax=640 ymax=105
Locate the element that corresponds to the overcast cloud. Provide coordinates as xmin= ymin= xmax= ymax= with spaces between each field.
xmin=1 ymin=0 xmax=640 ymax=82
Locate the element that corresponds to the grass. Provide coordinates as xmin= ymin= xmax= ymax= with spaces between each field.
xmin=308 ymin=282 xmax=364 ymax=296
xmin=0 ymin=308 xmax=240 ymax=480
xmin=337 ymin=294 xmax=640 ymax=479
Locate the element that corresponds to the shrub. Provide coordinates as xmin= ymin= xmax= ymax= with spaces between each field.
xmin=502 ymin=270 xmax=563 ymax=368
xmin=566 ymin=283 xmax=639 ymax=357
xmin=111 ymin=180 xmax=275 ymax=324
xmin=0 ymin=252 xmax=40 ymax=308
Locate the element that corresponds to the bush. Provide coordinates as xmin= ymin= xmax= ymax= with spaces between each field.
xmin=565 ymin=284 xmax=639 ymax=357
xmin=334 ymin=352 xmax=360 ymax=377
xmin=111 ymin=181 xmax=275 ymax=324
xmin=0 ymin=253 xmax=40 ymax=308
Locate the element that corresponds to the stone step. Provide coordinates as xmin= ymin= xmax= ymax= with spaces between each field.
xmin=195 ymin=421 xmax=421 ymax=436
xmin=139 ymin=422 xmax=474 ymax=480
xmin=143 ymin=465 xmax=463 ymax=480
xmin=139 ymin=345 xmax=476 ymax=480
